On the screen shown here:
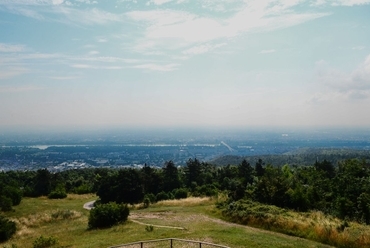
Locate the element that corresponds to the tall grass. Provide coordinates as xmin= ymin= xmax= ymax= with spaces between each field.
xmin=220 ymin=199 xmax=370 ymax=248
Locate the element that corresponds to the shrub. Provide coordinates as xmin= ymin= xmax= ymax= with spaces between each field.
xmin=174 ymin=188 xmax=188 ymax=199
xmin=0 ymin=196 xmax=13 ymax=212
xmin=0 ymin=215 xmax=16 ymax=242
xmin=32 ymin=235 xmax=57 ymax=248
xmin=156 ymin=191 xmax=169 ymax=201
xmin=143 ymin=197 xmax=151 ymax=208
xmin=47 ymin=190 xmax=67 ymax=199
xmin=145 ymin=225 xmax=154 ymax=232
xmin=74 ymin=184 xmax=92 ymax=194
xmin=88 ymin=202 xmax=129 ymax=229
xmin=144 ymin=193 xmax=156 ymax=204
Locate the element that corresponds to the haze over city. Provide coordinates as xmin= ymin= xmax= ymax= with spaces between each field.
xmin=1 ymin=0 xmax=370 ymax=131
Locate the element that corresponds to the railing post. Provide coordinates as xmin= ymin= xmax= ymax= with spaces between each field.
xmin=199 ymin=242 xmax=202 ymax=248
xmin=141 ymin=242 xmax=143 ymax=248
xmin=170 ymin=239 xmax=173 ymax=248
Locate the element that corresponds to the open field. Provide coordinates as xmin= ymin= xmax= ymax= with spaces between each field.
xmin=2 ymin=195 xmax=335 ymax=248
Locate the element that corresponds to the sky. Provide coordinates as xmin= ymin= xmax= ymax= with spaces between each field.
xmin=0 ymin=0 xmax=370 ymax=131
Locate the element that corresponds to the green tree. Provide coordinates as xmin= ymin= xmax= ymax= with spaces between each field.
xmin=162 ymin=161 xmax=181 ymax=192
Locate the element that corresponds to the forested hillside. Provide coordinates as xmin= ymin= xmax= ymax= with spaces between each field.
xmin=211 ymin=148 xmax=370 ymax=166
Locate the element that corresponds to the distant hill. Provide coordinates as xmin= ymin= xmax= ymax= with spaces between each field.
xmin=210 ymin=148 xmax=370 ymax=167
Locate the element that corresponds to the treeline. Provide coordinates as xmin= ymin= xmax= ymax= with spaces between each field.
xmin=1 ymin=158 xmax=370 ymax=224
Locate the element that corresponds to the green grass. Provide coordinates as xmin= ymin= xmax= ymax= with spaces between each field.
xmin=1 ymin=195 xmax=334 ymax=248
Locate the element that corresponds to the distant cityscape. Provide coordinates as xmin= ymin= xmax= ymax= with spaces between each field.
xmin=1 ymin=128 xmax=370 ymax=171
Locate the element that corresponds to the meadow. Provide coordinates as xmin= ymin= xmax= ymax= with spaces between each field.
xmin=1 ymin=194 xmax=338 ymax=248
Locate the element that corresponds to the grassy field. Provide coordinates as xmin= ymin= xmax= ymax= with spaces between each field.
xmin=1 ymin=195 xmax=335 ymax=248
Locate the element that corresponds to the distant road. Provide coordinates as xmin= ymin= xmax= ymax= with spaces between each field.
xmin=83 ymin=200 xmax=96 ymax=210
xmin=221 ymin=141 xmax=234 ymax=152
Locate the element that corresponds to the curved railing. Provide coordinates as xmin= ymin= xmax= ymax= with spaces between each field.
xmin=109 ymin=238 xmax=230 ymax=248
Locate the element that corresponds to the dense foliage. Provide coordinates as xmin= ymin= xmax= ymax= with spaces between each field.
xmin=1 ymin=156 xmax=370 ymax=225
xmin=88 ymin=202 xmax=129 ymax=229
xmin=0 ymin=215 xmax=16 ymax=242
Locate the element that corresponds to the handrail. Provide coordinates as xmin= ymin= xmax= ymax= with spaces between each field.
xmin=109 ymin=238 xmax=230 ymax=248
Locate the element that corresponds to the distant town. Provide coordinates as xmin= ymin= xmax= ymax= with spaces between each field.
xmin=1 ymin=127 xmax=370 ymax=171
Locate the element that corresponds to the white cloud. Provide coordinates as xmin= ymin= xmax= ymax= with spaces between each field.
xmin=0 ymin=67 xmax=28 ymax=79
xmin=146 ymin=0 xmax=173 ymax=5
xmin=71 ymin=64 xmax=123 ymax=69
xmin=183 ymin=43 xmax=226 ymax=55
xmin=0 ymin=2 xmax=122 ymax=25
xmin=311 ymin=55 xmax=370 ymax=102
xmin=88 ymin=50 xmax=99 ymax=55
xmin=352 ymin=46 xmax=366 ymax=50
xmin=311 ymin=0 xmax=370 ymax=6
xmin=0 ymin=43 xmax=25 ymax=52
xmin=132 ymin=63 xmax=179 ymax=71
xmin=57 ymin=7 xmax=122 ymax=25
xmin=126 ymin=1 xmax=329 ymax=55
xmin=332 ymin=0 xmax=370 ymax=6
xmin=49 ymin=76 xmax=81 ymax=80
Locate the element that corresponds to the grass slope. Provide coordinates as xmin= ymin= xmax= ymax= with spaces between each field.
xmin=2 ymin=195 xmax=333 ymax=248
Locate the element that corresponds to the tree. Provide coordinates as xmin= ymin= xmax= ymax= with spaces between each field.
xmin=162 ymin=161 xmax=181 ymax=192
xmin=97 ymin=169 xmax=144 ymax=204
xmin=314 ymin=159 xmax=335 ymax=178
xmin=33 ymin=169 xmax=52 ymax=196
xmin=238 ymin=159 xmax=254 ymax=186
xmin=184 ymin=158 xmax=202 ymax=188
xmin=255 ymin=159 xmax=265 ymax=177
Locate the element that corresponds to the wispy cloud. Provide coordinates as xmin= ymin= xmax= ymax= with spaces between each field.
xmin=311 ymin=0 xmax=370 ymax=6
xmin=332 ymin=0 xmax=370 ymax=6
xmin=0 ymin=43 xmax=25 ymax=52
xmin=352 ymin=46 xmax=366 ymax=50
xmin=49 ymin=76 xmax=81 ymax=80
xmin=0 ymin=2 xmax=123 ymax=25
xmin=0 ymin=67 xmax=29 ymax=79
xmin=132 ymin=63 xmax=179 ymax=71
xmin=126 ymin=1 xmax=329 ymax=56
xmin=310 ymin=54 xmax=370 ymax=102
xmin=183 ymin=43 xmax=226 ymax=55
xmin=146 ymin=0 xmax=173 ymax=6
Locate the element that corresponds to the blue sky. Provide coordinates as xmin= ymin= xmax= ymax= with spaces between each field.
xmin=0 ymin=0 xmax=370 ymax=130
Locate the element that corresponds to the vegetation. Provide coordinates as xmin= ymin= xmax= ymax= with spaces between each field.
xmin=0 ymin=215 xmax=16 ymax=242
xmin=2 ymin=155 xmax=370 ymax=247
xmin=88 ymin=202 xmax=129 ymax=229
xmin=32 ymin=235 xmax=57 ymax=248
xmin=1 ymin=195 xmax=338 ymax=248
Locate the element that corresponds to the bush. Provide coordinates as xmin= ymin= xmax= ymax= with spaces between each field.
xmin=145 ymin=225 xmax=154 ymax=232
xmin=156 ymin=191 xmax=170 ymax=201
xmin=0 ymin=196 xmax=13 ymax=212
xmin=0 ymin=215 xmax=16 ymax=242
xmin=88 ymin=202 xmax=129 ymax=229
xmin=32 ymin=235 xmax=57 ymax=248
xmin=47 ymin=190 xmax=67 ymax=199
xmin=144 ymin=193 xmax=156 ymax=203
xmin=174 ymin=188 xmax=188 ymax=199
xmin=74 ymin=184 xmax=92 ymax=194
xmin=143 ymin=197 xmax=151 ymax=208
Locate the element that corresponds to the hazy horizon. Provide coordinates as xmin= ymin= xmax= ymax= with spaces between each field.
xmin=1 ymin=1 xmax=370 ymax=129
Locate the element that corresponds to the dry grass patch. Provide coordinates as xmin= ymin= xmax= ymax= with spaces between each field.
xmin=153 ymin=197 xmax=213 ymax=207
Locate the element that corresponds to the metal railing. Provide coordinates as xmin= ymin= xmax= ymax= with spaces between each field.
xmin=109 ymin=238 xmax=230 ymax=248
